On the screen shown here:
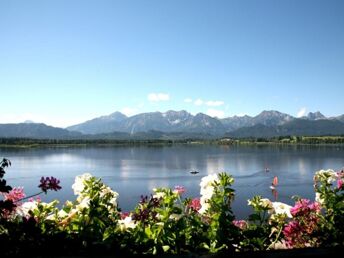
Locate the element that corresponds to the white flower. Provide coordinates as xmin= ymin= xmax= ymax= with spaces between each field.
xmin=315 ymin=169 xmax=337 ymax=184
xmin=200 ymin=174 xmax=219 ymax=189
xmin=76 ymin=196 xmax=90 ymax=210
xmin=109 ymin=197 xmax=118 ymax=207
xmin=315 ymin=192 xmax=325 ymax=205
xmin=118 ymin=216 xmax=137 ymax=231
xmin=198 ymin=201 xmax=210 ymax=214
xmin=200 ymin=185 xmax=215 ymax=199
xmin=198 ymin=174 xmax=220 ymax=214
xmin=16 ymin=201 xmax=39 ymax=217
xmin=58 ymin=209 xmax=68 ymax=218
xmin=153 ymin=192 xmax=166 ymax=199
xmin=46 ymin=213 xmax=57 ymax=221
xmin=72 ymin=173 xmax=92 ymax=196
xmin=271 ymin=202 xmax=292 ymax=218
xmin=259 ymin=198 xmax=273 ymax=209
xmin=169 ymin=213 xmax=182 ymax=221
xmin=100 ymin=186 xmax=119 ymax=207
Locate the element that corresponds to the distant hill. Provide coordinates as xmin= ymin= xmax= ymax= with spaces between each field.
xmin=67 ymin=110 xmax=226 ymax=135
xmin=66 ymin=110 xmax=299 ymax=135
xmin=226 ymin=119 xmax=344 ymax=138
xmin=67 ymin=112 xmax=127 ymax=134
xmin=2 ymin=110 xmax=344 ymax=139
xmin=0 ymin=123 xmax=82 ymax=139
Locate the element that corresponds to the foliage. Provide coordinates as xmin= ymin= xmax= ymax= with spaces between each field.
xmin=1 ymin=158 xmax=344 ymax=256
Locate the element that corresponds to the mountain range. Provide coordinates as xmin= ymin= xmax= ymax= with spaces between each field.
xmin=1 ymin=110 xmax=344 ymax=139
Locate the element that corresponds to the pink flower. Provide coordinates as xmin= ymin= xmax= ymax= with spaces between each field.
xmin=290 ymin=199 xmax=320 ymax=217
xmin=233 ymin=220 xmax=248 ymax=230
xmin=189 ymin=198 xmax=201 ymax=212
xmin=28 ymin=196 xmax=41 ymax=203
xmin=308 ymin=201 xmax=321 ymax=212
xmin=174 ymin=185 xmax=186 ymax=195
xmin=337 ymin=169 xmax=344 ymax=178
xmin=337 ymin=179 xmax=343 ymax=189
xmin=4 ymin=187 xmax=26 ymax=203
xmin=283 ymin=221 xmax=303 ymax=247
xmin=120 ymin=212 xmax=130 ymax=219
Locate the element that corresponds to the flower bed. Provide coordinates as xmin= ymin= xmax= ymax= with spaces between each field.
xmin=1 ymin=158 xmax=344 ymax=256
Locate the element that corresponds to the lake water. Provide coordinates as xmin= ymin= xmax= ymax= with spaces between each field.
xmin=1 ymin=145 xmax=344 ymax=219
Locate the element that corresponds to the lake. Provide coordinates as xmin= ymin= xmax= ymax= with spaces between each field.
xmin=1 ymin=145 xmax=344 ymax=219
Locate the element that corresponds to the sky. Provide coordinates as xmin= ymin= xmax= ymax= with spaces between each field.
xmin=1 ymin=0 xmax=344 ymax=127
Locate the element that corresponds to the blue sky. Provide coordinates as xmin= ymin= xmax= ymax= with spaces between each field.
xmin=1 ymin=0 xmax=343 ymax=127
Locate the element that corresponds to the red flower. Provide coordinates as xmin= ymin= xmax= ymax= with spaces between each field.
xmin=38 ymin=176 xmax=62 ymax=193
xmin=189 ymin=198 xmax=201 ymax=212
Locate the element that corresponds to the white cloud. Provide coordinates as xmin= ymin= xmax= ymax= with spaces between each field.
xmin=206 ymin=109 xmax=225 ymax=118
xmin=297 ymin=107 xmax=307 ymax=118
xmin=184 ymin=98 xmax=193 ymax=103
xmin=205 ymin=100 xmax=224 ymax=107
xmin=147 ymin=93 xmax=170 ymax=102
xmin=121 ymin=107 xmax=138 ymax=117
xmin=194 ymin=99 xmax=203 ymax=106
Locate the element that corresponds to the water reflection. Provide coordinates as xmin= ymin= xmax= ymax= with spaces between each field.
xmin=1 ymin=145 xmax=344 ymax=218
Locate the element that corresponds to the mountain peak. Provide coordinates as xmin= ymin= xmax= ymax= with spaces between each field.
xmin=108 ymin=111 xmax=127 ymax=120
xmin=306 ymin=111 xmax=326 ymax=120
xmin=258 ymin=110 xmax=285 ymax=116
xmin=23 ymin=120 xmax=36 ymax=124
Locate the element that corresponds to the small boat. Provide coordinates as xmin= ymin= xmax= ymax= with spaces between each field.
xmin=190 ymin=170 xmax=199 ymax=174
xmin=269 ymin=176 xmax=278 ymax=189
xmin=265 ymin=167 xmax=270 ymax=172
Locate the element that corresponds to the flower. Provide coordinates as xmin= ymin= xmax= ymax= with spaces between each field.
xmin=58 ymin=209 xmax=68 ymax=218
xmin=315 ymin=192 xmax=324 ymax=205
xmin=199 ymin=174 xmax=220 ymax=214
xmin=120 ymin=212 xmax=130 ymax=219
xmin=189 ymin=198 xmax=201 ymax=212
xmin=4 ymin=187 xmax=25 ymax=202
xmin=169 ymin=213 xmax=182 ymax=220
xmin=173 ymin=185 xmax=186 ymax=195
xmin=76 ymin=196 xmax=90 ymax=210
xmin=290 ymin=199 xmax=320 ymax=217
xmin=118 ymin=216 xmax=137 ymax=231
xmin=17 ymin=201 xmax=39 ymax=217
xmin=100 ymin=186 xmax=119 ymax=207
xmin=271 ymin=202 xmax=292 ymax=218
xmin=198 ymin=202 xmax=210 ymax=214
xmin=260 ymin=198 xmax=273 ymax=209
xmin=72 ymin=173 xmax=92 ymax=195
xmin=315 ymin=169 xmax=337 ymax=184
xmin=153 ymin=191 xmax=166 ymax=199
xmin=337 ymin=179 xmax=343 ymax=189
xmin=283 ymin=220 xmax=303 ymax=247
xmin=200 ymin=174 xmax=219 ymax=190
xmin=233 ymin=220 xmax=248 ymax=230
xmin=38 ymin=176 xmax=62 ymax=193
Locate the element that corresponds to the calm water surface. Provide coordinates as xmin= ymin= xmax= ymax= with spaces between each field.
xmin=1 ymin=145 xmax=344 ymax=218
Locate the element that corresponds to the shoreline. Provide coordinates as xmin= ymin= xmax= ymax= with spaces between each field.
xmin=1 ymin=137 xmax=344 ymax=148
